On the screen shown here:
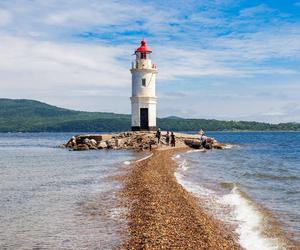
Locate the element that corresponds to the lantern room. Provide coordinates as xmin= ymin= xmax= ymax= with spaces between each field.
xmin=135 ymin=39 xmax=152 ymax=60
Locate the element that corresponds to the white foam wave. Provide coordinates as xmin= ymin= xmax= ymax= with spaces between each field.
xmin=174 ymin=154 xmax=181 ymax=159
xmin=221 ymin=186 xmax=281 ymax=250
xmin=175 ymin=172 xmax=215 ymax=197
xmin=180 ymin=159 xmax=189 ymax=171
xmin=123 ymin=153 xmax=153 ymax=165
xmin=175 ymin=171 xmax=282 ymax=250
xmin=186 ymin=149 xmax=206 ymax=154
xmin=173 ymin=154 xmax=189 ymax=171
xmin=225 ymin=144 xmax=241 ymax=149
xmin=135 ymin=153 xmax=153 ymax=162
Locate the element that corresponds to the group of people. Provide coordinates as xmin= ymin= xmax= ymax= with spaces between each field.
xmin=155 ymin=129 xmax=176 ymax=147
xmin=155 ymin=128 xmax=208 ymax=149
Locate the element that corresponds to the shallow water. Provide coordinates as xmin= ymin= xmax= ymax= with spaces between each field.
xmin=1 ymin=132 xmax=299 ymax=249
xmin=0 ymin=133 xmax=143 ymax=249
xmin=175 ymin=132 xmax=300 ymax=250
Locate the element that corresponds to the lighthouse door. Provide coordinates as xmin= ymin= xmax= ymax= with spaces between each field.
xmin=140 ymin=108 xmax=149 ymax=130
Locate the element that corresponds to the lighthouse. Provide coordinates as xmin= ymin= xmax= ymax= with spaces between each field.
xmin=130 ymin=40 xmax=157 ymax=131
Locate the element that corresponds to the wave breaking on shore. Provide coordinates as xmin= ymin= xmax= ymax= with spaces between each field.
xmin=174 ymin=153 xmax=288 ymax=250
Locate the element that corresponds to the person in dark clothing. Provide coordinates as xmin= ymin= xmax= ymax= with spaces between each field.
xmin=198 ymin=129 xmax=207 ymax=148
xmin=170 ymin=132 xmax=176 ymax=147
xmin=201 ymin=135 xmax=207 ymax=148
xmin=165 ymin=131 xmax=170 ymax=145
xmin=156 ymin=128 xmax=161 ymax=144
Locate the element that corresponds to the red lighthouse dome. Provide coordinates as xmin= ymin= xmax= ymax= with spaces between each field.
xmin=135 ymin=39 xmax=152 ymax=53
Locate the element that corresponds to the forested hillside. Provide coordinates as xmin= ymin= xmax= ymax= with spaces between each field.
xmin=0 ymin=99 xmax=299 ymax=132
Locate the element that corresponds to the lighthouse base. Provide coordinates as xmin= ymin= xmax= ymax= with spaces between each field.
xmin=131 ymin=126 xmax=157 ymax=132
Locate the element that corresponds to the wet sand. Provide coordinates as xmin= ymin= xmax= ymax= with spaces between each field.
xmin=120 ymin=147 xmax=242 ymax=249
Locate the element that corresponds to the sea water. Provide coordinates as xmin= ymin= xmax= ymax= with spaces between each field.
xmin=1 ymin=132 xmax=299 ymax=249
xmin=175 ymin=132 xmax=300 ymax=250
xmin=0 ymin=133 xmax=145 ymax=249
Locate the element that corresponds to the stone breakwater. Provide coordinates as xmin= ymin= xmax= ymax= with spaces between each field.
xmin=120 ymin=149 xmax=242 ymax=249
xmin=61 ymin=131 xmax=227 ymax=151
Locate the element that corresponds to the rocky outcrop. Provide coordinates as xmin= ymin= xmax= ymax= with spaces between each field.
xmin=63 ymin=132 xmax=158 ymax=151
xmin=62 ymin=132 xmax=228 ymax=151
xmin=184 ymin=138 xmax=226 ymax=150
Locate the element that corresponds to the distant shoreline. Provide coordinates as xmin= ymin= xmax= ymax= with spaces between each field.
xmin=1 ymin=99 xmax=299 ymax=132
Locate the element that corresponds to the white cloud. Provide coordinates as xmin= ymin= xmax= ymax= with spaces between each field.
xmin=43 ymin=2 xmax=138 ymax=27
xmin=0 ymin=9 xmax=12 ymax=26
xmin=239 ymin=4 xmax=274 ymax=17
xmin=215 ymin=26 xmax=300 ymax=61
xmin=155 ymin=47 xmax=244 ymax=80
xmin=0 ymin=35 xmax=130 ymax=91
xmin=0 ymin=0 xmax=299 ymax=122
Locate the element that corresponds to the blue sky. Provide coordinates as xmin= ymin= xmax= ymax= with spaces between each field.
xmin=0 ymin=0 xmax=300 ymax=123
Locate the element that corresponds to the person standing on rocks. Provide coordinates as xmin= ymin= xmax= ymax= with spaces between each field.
xmin=165 ymin=131 xmax=170 ymax=146
xmin=198 ymin=129 xmax=207 ymax=147
xmin=198 ymin=129 xmax=204 ymax=138
xmin=170 ymin=132 xmax=176 ymax=147
xmin=199 ymin=130 xmax=209 ymax=148
xmin=156 ymin=128 xmax=161 ymax=144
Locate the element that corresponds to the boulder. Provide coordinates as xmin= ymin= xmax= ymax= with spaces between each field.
xmin=75 ymin=135 xmax=103 ymax=143
xmin=83 ymin=138 xmax=90 ymax=144
xmin=206 ymin=137 xmax=214 ymax=143
xmin=184 ymin=139 xmax=201 ymax=149
xmin=212 ymin=142 xmax=225 ymax=150
xmin=204 ymin=143 xmax=212 ymax=150
xmin=66 ymin=137 xmax=76 ymax=148
xmin=106 ymin=139 xmax=116 ymax=149
xmin=97 ymin=141 xmax=108 ymax=149
xmin=90 ymin=139 xmax=97 ymax=146
xmin=73 ymin=144 xmax=89 ymax=151
xmin=116 ymin=138 xmax=126 ymax=148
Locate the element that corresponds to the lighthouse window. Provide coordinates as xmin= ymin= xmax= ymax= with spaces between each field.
xmin=142 ymin=78 xmax=146 ymax=86
xmin=141 ymin=53 xmax=146 ymax=59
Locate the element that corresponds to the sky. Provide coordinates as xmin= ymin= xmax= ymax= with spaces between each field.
xmin=0 ymin=0 xmax=300 ymax=123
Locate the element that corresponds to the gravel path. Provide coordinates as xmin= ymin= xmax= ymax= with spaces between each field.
xmin=120 ymin=148 xmax=242 ymax=249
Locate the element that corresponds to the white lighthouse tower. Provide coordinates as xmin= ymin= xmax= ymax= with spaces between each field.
xmin=130 ymin=40 xmax=157 ymax=131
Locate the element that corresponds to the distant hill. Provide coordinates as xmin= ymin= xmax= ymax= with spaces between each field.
xmin=0 ymin=98 xmax=299 ymax=132
xmin=164 ymin=116 xmax=184 ymax=119
xmin=0 ymin=99 xmax=130 ymax=132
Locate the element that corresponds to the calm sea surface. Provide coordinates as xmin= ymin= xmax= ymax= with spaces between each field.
xmin=0 ymin=132 xmax=299 ymax=250
xmin=0 ymin=133 xmax=145 ymax=250
xmin=175 ymin=132 xmax=300 ymax=250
